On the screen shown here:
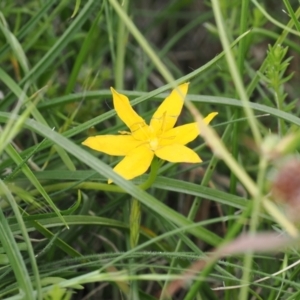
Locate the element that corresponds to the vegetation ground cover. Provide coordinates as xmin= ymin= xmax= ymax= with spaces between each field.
xmin=1 ymin=1 xmax=300 ymax=299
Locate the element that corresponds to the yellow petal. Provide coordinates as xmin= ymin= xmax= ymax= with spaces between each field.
xmin=110 ymin=144 xmax=154 ymax=182
xmin=110 ymin=87 xmax=148 ymax=140
xmin=158 ymin=112 xmax=218 ymax=146
xmin=150 ymin=83 xmax=189 ymax=133
xmin=159 ymin=122 xmax=199 ymax=146
xmin=155 ymin=144 xmax=202 ymax=163
xmin=202 ymin=112 xmax=218 ymax=130
xmin=82 ymin=135 xmax=142 ymax=156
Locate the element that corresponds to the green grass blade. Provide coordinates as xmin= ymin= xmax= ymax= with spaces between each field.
xmin=0 ymin=0 xmax=98 ymax=110
xmin=5 ymin=143 xmax=68 ymax=228
xmin=0 ymin=181 xmax=35 ymax=299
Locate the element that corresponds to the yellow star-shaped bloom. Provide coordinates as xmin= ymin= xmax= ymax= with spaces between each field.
xmin=82 ymin=83 xmax=217 ymax=182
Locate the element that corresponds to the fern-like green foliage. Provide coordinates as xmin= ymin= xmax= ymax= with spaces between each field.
xmin=265 ymin=44 xmax=293 ymax=90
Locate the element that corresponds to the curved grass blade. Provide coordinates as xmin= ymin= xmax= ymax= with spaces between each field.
xmin=0 ymin=181 xmax=36 ymax=299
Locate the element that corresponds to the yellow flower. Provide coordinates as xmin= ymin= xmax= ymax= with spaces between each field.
xmin=82 ymin=83 xmax=217 ymax=182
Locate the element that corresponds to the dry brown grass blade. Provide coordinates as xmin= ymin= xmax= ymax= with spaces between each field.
xmin=162 ymin=232 xmax=294 ymax=298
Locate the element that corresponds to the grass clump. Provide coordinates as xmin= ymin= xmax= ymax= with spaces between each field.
xmin=1 ymin=1 xmax=300 ymax=299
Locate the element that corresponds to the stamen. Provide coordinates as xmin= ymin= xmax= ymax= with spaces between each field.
xmin=130 ymin=121 xmax=147 ymax=133
xmin=118 ymin=131 xmax=131 ymax=135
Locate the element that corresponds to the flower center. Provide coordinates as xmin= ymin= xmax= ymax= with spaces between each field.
xmin=149 ymin=138 xmax=159 ymax=151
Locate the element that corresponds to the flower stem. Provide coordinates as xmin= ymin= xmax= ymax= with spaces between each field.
xmin=130 ymin=157 xmax=160 ymax=248
xmin=129 ymin=198 xmax=141 ymax=249
xmin=139 ymin=156 xmax=161 ymax=191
